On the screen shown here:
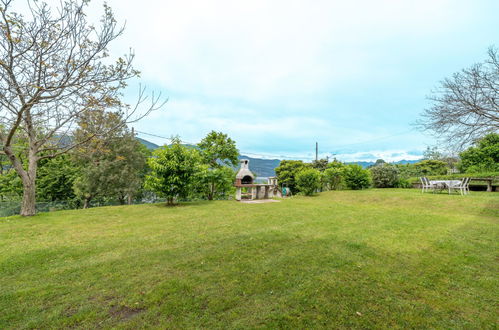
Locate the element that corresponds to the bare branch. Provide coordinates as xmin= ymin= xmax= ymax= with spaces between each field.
xmin=417 ymin=45 xmax=499 ymax=151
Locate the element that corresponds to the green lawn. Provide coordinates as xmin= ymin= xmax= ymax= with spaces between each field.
xmin=1 ymin=189 xmax=498 ymax=329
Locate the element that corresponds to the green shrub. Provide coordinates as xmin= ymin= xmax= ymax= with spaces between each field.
xmin=323 ymin=164 xmax=346 ymax=190
xmin=296 ymin=168 xmax=321 ymax=196
xmin=395 ymin=178 xmax=412 ymax=188
xmin=414 ymin=160 xmax=448 ymax=176
xmin=370 ymin=164 xmax=399 ymax=188
xmin=275 ymin=160 xmax=310 ymax=194
xmin=459 ymin=133 xmax=499 ymax=173
xmin=344 ymin=164 xmax=371 ymax=190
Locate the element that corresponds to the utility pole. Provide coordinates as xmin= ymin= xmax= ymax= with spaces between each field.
xmin=315 ymin=142 xmax=318 ymax=162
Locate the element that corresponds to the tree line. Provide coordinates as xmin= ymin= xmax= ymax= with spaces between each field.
xmin=0 ymin=122 xmax=240 ymax=212
xmin=275 ymin=133 xmax=499 ymax=196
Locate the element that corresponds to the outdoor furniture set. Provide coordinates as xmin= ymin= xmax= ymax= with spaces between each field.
xmin=419 ymin=177 xmax=471 ymax=195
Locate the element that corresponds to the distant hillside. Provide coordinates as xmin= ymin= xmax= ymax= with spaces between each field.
xmin=136 ymin=137 xmax=280 ymax=176
xmin=137 ymin=137 xmax=160 ymax=150
xmin=346 ymin=159 xmax=420 ymax=168
xmin=238 ymin=155 xmax=280 ymax=177
xmin=136 ymin=137 xmax=420 ymax=177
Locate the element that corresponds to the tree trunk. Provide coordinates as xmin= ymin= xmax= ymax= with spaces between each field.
xmin=208 ymin=183 xmax=214 ymax=201
xmin=5 ymin=145 xmax=38 ymax=216
xmin=20 ymin=178 xmax=36 ymax=216
xmin=127 ymin=194 xmax=132 ymax=205
xmin=83 ymin=197 xmax=91 ymax=209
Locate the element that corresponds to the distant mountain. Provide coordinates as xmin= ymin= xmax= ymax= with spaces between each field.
xmin=346 ymin=159 xmax=421 ymax=168
xmin=136 ymin=137 xmax=280 ymax=176
xmin=137 ymin=137 xmax=159 ymax=150
xmin=238 ymin=155 xmax=280 ymax=177
xmin=136 ymin=137 xmax=420 ymax=176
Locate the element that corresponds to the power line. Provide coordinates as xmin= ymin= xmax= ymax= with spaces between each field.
xmin=134 ymin=128 xmax=417 ymax=161
xmin=135 ymin=130 xmax=316 ymax=160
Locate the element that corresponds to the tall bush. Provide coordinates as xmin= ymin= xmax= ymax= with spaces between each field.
xmin=344 ymin=164 xmax=371 ymax=190
xmin=145 ymin=138 xmax=201 ymax=205
xmin=323 ymin=162 xmax=346 ymax=190
xmin=275 ymin=160 xmax=310 ymax=193
xmin=370 ymin=164 xmax=400 ymax=188
xmin=296 ymin=168 xmax=321 ymax=196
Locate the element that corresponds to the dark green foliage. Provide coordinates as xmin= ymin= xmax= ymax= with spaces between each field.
xmin=0 ymin=170 xmax=22 ymax=200
xmin=344 ymin=164 xmax=371 ymax=190
xmin=275 ymin=160 xmax=310 ymax=193
xmin=414 ymin=160 xmax=448 ymax=176
xmin=459 ymin=133 xmax=499 ymax=173
xmin=296 ymin=168 xmax=321 ymax=196
xmin=370 ymin=164 xmax=400 ymax=188
xmin=73 ymin=111 xmax=148 ymax=207
xmin=145 ymin=138 xmax=201 ymax=205
xmin=36 ymin=155 xmax=80 ymax=202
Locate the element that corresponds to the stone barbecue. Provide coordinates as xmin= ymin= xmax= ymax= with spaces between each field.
xmin=234 ymin=159 xmax=281 ymax=201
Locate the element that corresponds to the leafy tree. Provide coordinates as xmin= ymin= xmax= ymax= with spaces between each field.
xmin=145 ymin=138 xmax=201 ymax=205
xmin=459 ymin=133 xmax=499 ymax=173
xmin=275 ymin=160 xmax=309 ymax=193
xmin=73 ymin=111 xmax=148 ymax=208
xmin=344 ymin=164 xmax=371 ymax=190
xmin=370 ymin=164 xmax=400 ymax=188
xmin=0 ymin=0 xmax=162 ymax=216
xmin=414 ymin=160 xmax=448 ymax=176
xmin=323 ymin=161 xmax=346 ymax=190
xmin=198 ymin=131 xmax=239 ymax=168
xmin=419 ymin=46 xmax=499 ymax=149
xmin=296 ymin=168 xmax=321 ymax=196
xmin=372 ymin=159 xmax=386 ymax=167
xmin=194 ymin=166 xmax=235 ymax=200
xmin=197 ymin=131 xmax=238 ymax=200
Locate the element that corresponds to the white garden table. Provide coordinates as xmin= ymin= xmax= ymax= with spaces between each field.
xmin=429 ymin=180 xmax=462 ymax=194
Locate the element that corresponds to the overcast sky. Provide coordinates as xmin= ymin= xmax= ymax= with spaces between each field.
xmin=28 ymin=0 xmax=499 ymax=161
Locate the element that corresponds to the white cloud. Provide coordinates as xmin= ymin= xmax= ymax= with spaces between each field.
xmin=10 ymin=0 xmax=498 ymax=160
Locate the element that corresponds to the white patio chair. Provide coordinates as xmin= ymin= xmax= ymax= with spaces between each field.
xmin=449 ymin=177 xmax=471 ymax=195
xmin=420 ymin=177 xmax=435 ymax=193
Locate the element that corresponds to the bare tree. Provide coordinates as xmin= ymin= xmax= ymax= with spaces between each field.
xmin=418 ymin=46 xmax=499 ymax=150
xmin=0 ymin=0 xmax=164 ymax=216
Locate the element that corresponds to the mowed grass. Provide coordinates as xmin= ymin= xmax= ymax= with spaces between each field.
xmin=1 ymin=190 xmax=498 ymax=329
